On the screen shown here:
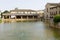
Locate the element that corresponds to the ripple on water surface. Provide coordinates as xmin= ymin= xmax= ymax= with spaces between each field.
xmin=0 ymin=21 xmax=60 ymax=40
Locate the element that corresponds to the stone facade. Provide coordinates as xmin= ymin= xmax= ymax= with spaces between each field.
xmin=44 ymin=3 xmax=60 ymax=20
xmin=37 ymin=10 xmax=44 ymax=18
xmin=2 ymin=8 xmax=39 ymax=22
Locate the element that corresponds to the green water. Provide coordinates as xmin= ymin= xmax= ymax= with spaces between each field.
xmin=0 ymin=21 xmax=60 ymax=40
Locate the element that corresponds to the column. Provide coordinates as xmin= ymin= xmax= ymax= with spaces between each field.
xmin=9 ymin=15 xmax=10 ymax=19
xmin=3 ymin=16 xmax=4 ymax=19
xmin=2 ymin=16 xmax=5 ymax=22
xmin=27 ymin=16 xmax=28 ymax=19
xmin=21 ymin=16 xmax=23 ymax=19
xmin=33 ymin=16 xmax=34 ymax=19
xmin=15 ymin=16 xmax=16 ymax=19
xmin=9 ymin=15 xmax=11 ymax=22
xmin=15 ymin=15 xmax=16 ymax=21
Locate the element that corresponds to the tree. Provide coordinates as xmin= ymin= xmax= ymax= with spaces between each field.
xmin=53 ymin=15 xmax=60 ymax=23
xmin=3 ymin=10 xmax=10 ymax=13
xmin=1 ymin=10 xmax=10 ymax=18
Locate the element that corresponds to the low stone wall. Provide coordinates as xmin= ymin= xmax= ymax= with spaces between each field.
xmin=45 ymin=20 xmax=60 ymax=29
xmin=2 ymin=19 xmax=38 ymax=23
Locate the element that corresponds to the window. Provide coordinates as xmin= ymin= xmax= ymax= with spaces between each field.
xmin=56 ymin=11 xmax=57 ymax=14
xmin=18 ymin=12 xmax=21 ymax=13
xmin=4 ymin=15 xmax=10 ymax=19
xmin=50 ymin=12 xmax=51 ymax=15
xmin=59 ymin=11 xmax=60 ymax=14
xmin=47 ymin=8 xmax=48 ymax=12
xmin=16 ymin=15 xmax=21 ymax=19
xmin=21 ymin=12 xmax=23 ymax=14
xmin=11 ymin=15 xmax=15 ymax=19
xmin=28 ymin=12 xmax=30 ymax=14
xmin=37 ymin=12 xmax=40 ymax=14
xmin=31 ymin=12 xmax=33 ymax=14
xmin=11 ymin=12 xmax=16 ymax=13
xmin=25 ymin=12 xmax=28 ymax=14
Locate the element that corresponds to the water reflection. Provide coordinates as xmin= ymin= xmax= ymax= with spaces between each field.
xmin=0 ymin=21 xmax=60 ymax=40
xmin=51 ymin=28 xmax=60 ymax=40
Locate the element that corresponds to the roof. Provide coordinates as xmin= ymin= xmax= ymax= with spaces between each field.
xmin=2 ymin=8 xmax=39 ymax=16
xmin=50 ymin=4 xmax=60 ymax=9
xmin=2 ymin=13 xmax=39 ymax=16
xmin=47 ymin=3 xmax=58 ymax=5
xmin=10 ymin=9 xmax=37 ymax=12
xmin=46 ymin=3 xmax=60 ymax=6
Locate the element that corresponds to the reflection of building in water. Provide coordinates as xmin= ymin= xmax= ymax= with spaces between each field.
xmin=2 ymin=8 xmax=39 ymax=22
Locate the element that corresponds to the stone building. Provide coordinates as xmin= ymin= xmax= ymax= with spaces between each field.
xmin=2 ymin=8 xmax=39 ymax=22
xmin=37 ymin=10 xmax=44 ymax=20
xmin=44 ymin=3 xmax=60 ymax=20
xmin=37 ymin=10 xmax=44 ymax=18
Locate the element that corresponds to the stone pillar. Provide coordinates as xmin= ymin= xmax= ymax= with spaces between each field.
xmin=9 ymin=15 xmax=11 ymax=22
xmin=21 ymin=16 xmax=23 ymax=19
xmin=9 ymin=15 xmax=10 ymax=19
xmin=14 ymin=16 xmax=16 ymax=22
xmin=3 ymin=16 xmax=4 ymax=19
xmin=33 ymin=16 xmax=34 ymax=19
xmin=2 ymin=16 xmax=4 ymax=22
xmin=15 ymin=16 xmax=16 ymax=19
xmin=27 ymin=16 xmax=28 ymax=19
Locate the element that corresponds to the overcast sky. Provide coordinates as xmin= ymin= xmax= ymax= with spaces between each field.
xmin=0 ymin=0 xmax=60 ymax=11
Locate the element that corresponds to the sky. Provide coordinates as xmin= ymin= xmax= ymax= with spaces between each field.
xmin=0 ymin=0 xmax=60 ymax=11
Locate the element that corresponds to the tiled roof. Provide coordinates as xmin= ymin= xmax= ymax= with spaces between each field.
xmin=3 ymin=13 xmax=39 ymax=16
xmin=10 ymin=9 xmax=37 ymax=12
xmin=46 ymin=3 xmax=60 ymax=6
xmin=47 ymin=3 xmax=59 ymax=5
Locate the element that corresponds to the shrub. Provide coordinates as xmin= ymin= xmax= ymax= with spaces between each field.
xmin=53 ymin=15 xmax=60 ymax=23
xmin=0 ymin=19 xmax=2 ymax=23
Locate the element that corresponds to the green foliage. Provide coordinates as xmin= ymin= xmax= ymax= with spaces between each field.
xmin=0 ymin=19 xmax=2 ymax=23
xmin=1 ymin=10 xmax=10 ymax=18
xmin=53 ymin=15 xmax=60 ymax=23
xmin=3 ymin=10 xmax=10 ymax=13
